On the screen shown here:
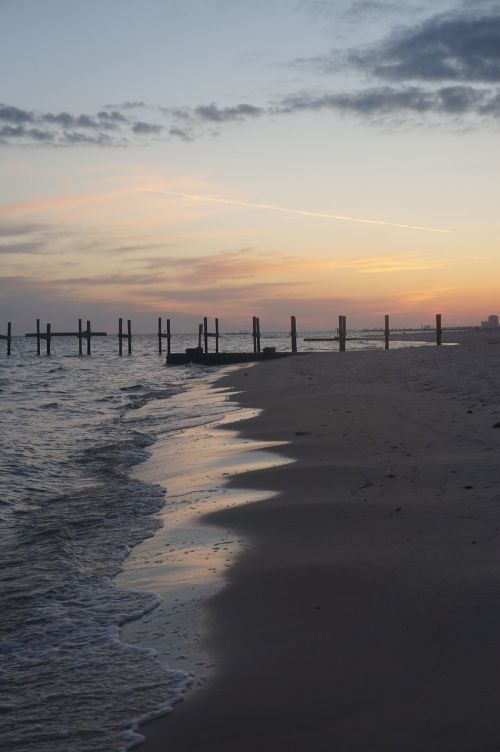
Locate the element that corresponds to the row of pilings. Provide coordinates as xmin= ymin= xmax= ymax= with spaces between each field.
xmin=0 ymin=313 xmax=444 ymax=356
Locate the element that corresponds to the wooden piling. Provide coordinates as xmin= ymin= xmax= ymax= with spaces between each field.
xmin=0 ymin=322 xmax=12 ymax=355
xmin=215 ymin=317 xmax=219 ymax=354
xmin=338 ymin=315 xmax=346 ymax=352
xmin=25 ymin=320 xmax=106 ymax=354
xmin=158 ymin=317 xmax=172 ymax=355
xmin=198 ymin=323 xmax=203 ymax=349
xmin=118 ymin=318 xmax=123 ymax=356
xmin=127 ymin=320 xmax=132 ymax=355
xmin=436 ymin=313 xmax=442 ymax=346
xmin=252 ymin=316 xmax=261 ymax=353
xmin=291 ymin=316 xmax=297 ymax=353
xmin=384 ymin=315 xmax=390 ymax=350
xmin=203 ymin=316 xmax=208 ymax=354
xmin=78 ymin=318 xmax=83 ymax=356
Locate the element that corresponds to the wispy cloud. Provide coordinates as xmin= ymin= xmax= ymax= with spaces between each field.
xmin=155 ymin=190 xmax=450 ymax=233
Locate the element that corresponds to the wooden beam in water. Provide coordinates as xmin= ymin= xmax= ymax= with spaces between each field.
xmin=291 ymin=315 xmax=297 ymax=353
xmin=384 ymin=315 xmax=390 ymax=350
xmin=78 ymin=319 xmax=83 ymax=356
xmin=158 ymin=317 xmax=172 ymax=355
xmin=117 ymin=317 xmax=131 ymax=355
xmin=436 ymin=313 xmax=442 ymax=346
xmin=252 ymin=316 xmax=261 ymax=353
xmin=118 ymin=318 xmax=123 ymax=356
xmin=203 ymin=316 xmax=208 ymax=354
xmin=0 ymin=322 xmax=12 ymax=355
xmin=338 ymin=315 xmax=346 ymax=352
xmin=202 ymin=317 xmax=220 ymax=354
xmin=86 ymin=320 xmax=91 ymax=356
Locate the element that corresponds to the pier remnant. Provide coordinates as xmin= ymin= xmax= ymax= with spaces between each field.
xmin=291 ymin=316 xmax=297 ymax=353
xmin=0 ymin=322 xmax=12 ymax=355
xmin=158 ymin=317 xmax=171 ymax=355
xmin=338 ymin=315 xmax=347 ymax=352
xmin=436 ymin=314 xmax=442 ymax=346
xmin=118 ymin=318 xmax=132 ymax=356
xmin=252 ymin=316 xmax=261 ymax=353
xmin=202 ymin=317 xmax=220 ymax=354
xmin=26 ymin=319 xmax=106 ymax=355
xmin=384 ymin=315 xmax=390 ymax=350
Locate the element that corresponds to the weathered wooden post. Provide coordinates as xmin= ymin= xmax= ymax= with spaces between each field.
xmin=215 ymin=317 xmax=219 ymax=354
xmin=252 ymin=316 xmax=261 ymax=353
xmin=36 ymin=318 xmax=41 ymax=356
xmin=203 ymin=316 xmax=208 ymax=354
xmin=198 ymin=323 xmax=203 ymax=349
xmin=86 ymin=320 xmax=91 ymax=356
xmin=436 ymin=313 xmax=442 ymax=346
xmin=127 ymin=320 xmax=132 ymax=355
xmin=118 ymin=318 xmax=123 ymax=356
xmin=78 ymin=318 xmax=83 ymax=356
xmin=338 ymin=315 xmax=346 ymax=352
xmin=290 ymin=316 xmax=297 ymax=353
xmin=384 ymin=315 xmax=390 ymax=350
xmin=46 ymin=323 xmax=51 ymax=356
xmin=0 ymin=322 xmax=12 ymax=355
xmin=158 ymin=317 xmax=172 ymax=355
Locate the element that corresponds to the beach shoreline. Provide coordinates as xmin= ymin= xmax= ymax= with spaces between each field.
xmin=137 ymin=333 xmax=500 ymax=751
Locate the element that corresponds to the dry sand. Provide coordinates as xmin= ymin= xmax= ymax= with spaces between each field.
xmin=138 ymin=331 xmax=500 ymax=751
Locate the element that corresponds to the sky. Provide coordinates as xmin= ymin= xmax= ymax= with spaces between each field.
xmin=0 ymin=0 xmax=499 ymax=332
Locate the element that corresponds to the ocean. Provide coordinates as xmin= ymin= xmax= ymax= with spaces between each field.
xmin=0 ymin=330 xmax=433 ymax=751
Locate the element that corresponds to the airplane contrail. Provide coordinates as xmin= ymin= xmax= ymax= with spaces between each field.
xmin=157 ymin=191 xmax=450 ymax=234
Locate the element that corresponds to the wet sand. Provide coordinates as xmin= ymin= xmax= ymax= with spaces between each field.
xmin=138 ymin=332 xmax=500 ymax=751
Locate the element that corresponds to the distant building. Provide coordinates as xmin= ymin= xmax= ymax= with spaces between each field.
xmin=481 ymin=315 xmax=499 ymax=329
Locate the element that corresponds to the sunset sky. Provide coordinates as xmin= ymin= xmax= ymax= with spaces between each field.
xmin=1 ymin=0 xmax=499 ymax=331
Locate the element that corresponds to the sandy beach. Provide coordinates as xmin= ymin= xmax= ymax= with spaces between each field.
xmin=137 ymin=332 xmax=500 ymax=751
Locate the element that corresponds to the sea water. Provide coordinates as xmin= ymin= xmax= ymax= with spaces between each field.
xmin=0 ymin=331 xmax=431 ymax=751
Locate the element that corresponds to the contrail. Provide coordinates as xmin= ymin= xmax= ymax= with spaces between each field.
xmin=157 ymin=191 xmax=450 ymax=234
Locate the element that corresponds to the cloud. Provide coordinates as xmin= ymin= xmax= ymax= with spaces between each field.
xmin=352 ymin=12 xmax=500 ymax=83
xmin=132 ymin=121 xmax=163 ymax=134
xmin=277 ymin=84 xmax=500 ymax=119
xmin=169 ymin=126 xmax=192 ymax=141
xmin=0 ymin=240 xmax=47 ymax=254
xmin=0 ymin=103 xmax=167 ymax=147
xmin=0 ymin=222 xmax=47 ymax=237
xmin=0 ymin=105 xmax=34 ymax=124
xmin=193 ymin=103 xmax=264 ymax=122
xmin=0 ymin=221 xmax=59 ymax=253
xmin=287 ymin=9 xmax=500 ymax=125
xmin=1 ymin=9 xmax=499 ymax=150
